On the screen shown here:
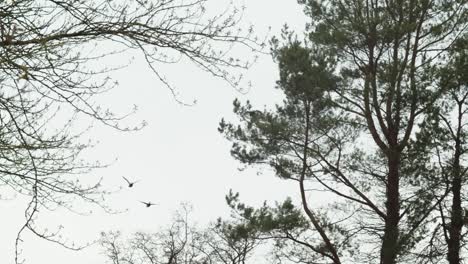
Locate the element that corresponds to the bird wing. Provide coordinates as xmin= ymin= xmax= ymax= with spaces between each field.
xmin=122 ymin=176 xmax=131 ymax=184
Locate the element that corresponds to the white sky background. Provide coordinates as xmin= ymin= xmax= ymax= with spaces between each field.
xmin=0 ymin=1 xmax=311 ymax=263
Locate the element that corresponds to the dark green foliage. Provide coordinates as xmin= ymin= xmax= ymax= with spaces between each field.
xmin=219 ymin=36 xmax=342 ymax=181
xmin=220 ymin=35 xmax=362 ymax=263
xmin=225 ymin=190 xmax=310 ymax=234
xmin=223 ymin=190 xmax=358 ymax=263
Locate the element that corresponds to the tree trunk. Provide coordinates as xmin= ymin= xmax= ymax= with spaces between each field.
xmin=447 ymin=140 xmax=462 ymax=264
xmin=447 ymin=176 xmax=462 ymax=264
xmin=381 ymin=151 xmax=401 ymax=264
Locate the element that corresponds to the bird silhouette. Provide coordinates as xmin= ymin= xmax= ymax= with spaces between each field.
xmin=122 ymin=176 xmax=139 ymax=188
xmin=140 ymin=201 xmax=157 ymax=208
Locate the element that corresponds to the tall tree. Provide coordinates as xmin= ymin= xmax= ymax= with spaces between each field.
xmin=303 ymin=0 xmax=466 ymax=259
xmin=441 ymin=35 xmax=468 ymax=264
xmin=0 ymin=0 xmax=260 ymax=262
xmin=411 ymin=35 xmax=468 ymax=263
xmin=221 ymin=0 xmax=467 ymax=263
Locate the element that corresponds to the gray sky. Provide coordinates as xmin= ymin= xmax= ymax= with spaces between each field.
xmin=0 ymin=1 xmax=309 ymax=263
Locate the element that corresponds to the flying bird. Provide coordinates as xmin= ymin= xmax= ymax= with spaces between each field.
xmin=140 ymin=201 xmax=157 ymax=208
xmin=122 ymin=176 xmax=139 ymax=188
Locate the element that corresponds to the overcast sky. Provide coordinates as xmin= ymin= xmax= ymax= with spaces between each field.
xmin=0 ymin=1 xmax=309 ymax=263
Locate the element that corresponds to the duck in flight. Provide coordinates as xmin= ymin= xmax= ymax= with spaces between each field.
xmin=122 ymin=176 xmax=139 ymax=188
xmin=140 ymin=201 xmax=157 ymax=208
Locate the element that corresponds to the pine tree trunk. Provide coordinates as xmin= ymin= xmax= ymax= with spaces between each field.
xmin=447 ymin=142 xmax=462 ymax=264
xmin=448 ymin=176 xmax=462 ymax=264
xmin=381 ymin=151 xmax=400 ymax=264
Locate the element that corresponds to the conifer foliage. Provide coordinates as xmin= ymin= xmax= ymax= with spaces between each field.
xmin=220 ymin=0 xmax=467 ymax=263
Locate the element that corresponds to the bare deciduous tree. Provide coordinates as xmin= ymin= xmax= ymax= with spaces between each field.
xmin=0 ymin=0 xmax=262 ymax=262
xmin=100 ymin=204 xmax=260 ymax=264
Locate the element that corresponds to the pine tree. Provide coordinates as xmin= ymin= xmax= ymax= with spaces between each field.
xmin=220 ymin=1 xmax=467 ymax=263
